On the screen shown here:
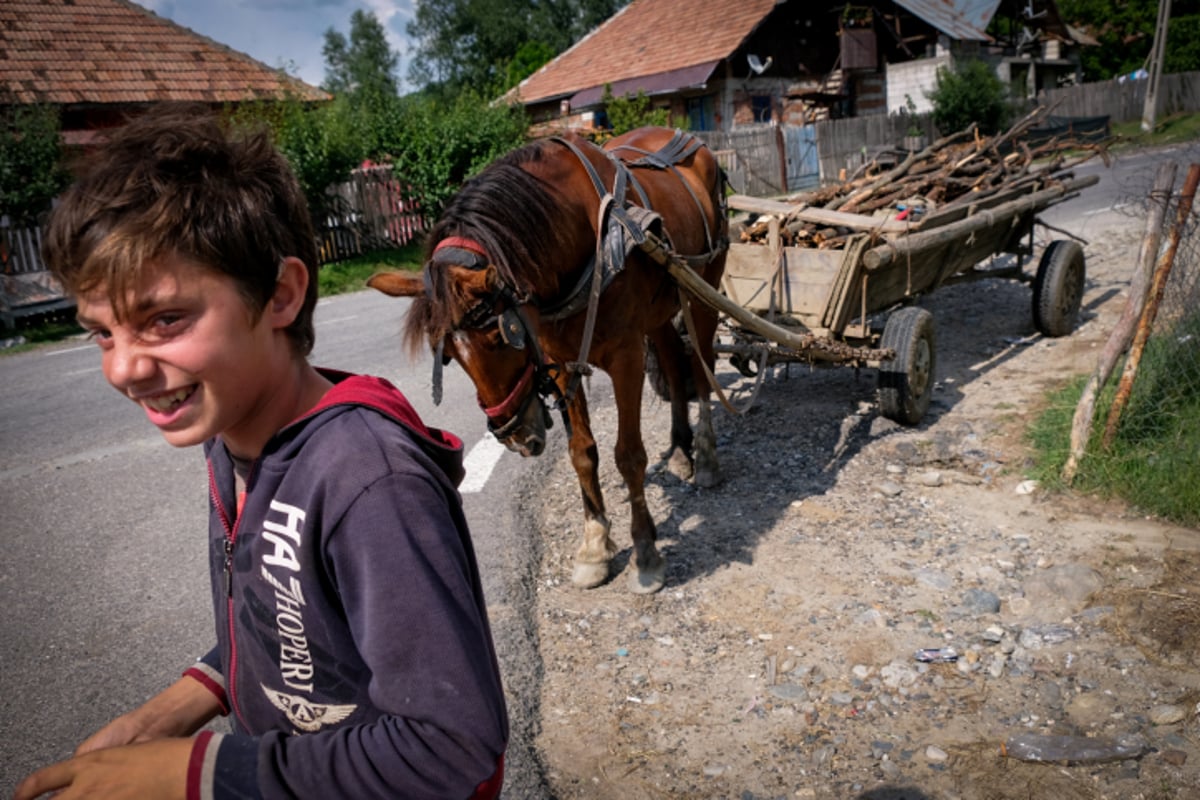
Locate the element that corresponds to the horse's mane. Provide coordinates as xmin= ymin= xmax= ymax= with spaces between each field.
xmin=404 ymin=138 xmax=583 ymax=355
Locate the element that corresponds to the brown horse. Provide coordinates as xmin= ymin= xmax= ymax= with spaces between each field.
xmin=368 ymin=127 xmax=727 ymax=593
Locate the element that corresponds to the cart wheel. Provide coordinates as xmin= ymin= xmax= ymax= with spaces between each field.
xmin=1032 ymin=240 xmax=1085 ymax=337
xmin=878 ymin=307 xmax=936 ymax=425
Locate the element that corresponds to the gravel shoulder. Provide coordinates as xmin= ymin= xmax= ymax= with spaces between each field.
xmin=516 ymin=208 xmax=1200 ymax=799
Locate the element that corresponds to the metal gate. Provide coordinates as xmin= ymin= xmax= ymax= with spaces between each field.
xmin=784 ymin=125 xmax=820 ymax=191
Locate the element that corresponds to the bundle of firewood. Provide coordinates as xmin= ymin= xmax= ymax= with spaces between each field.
xmin=736 ymin=106 xmax=1111 ymax=250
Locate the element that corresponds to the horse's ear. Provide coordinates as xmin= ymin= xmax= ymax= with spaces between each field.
xmin=367 ymin=271 xmax=424 ymax=297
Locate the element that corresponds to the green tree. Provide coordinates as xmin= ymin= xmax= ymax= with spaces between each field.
xmin=0 ymin=105 xmax=70 ymax=225
xmin=407 ymin=0 xmax=628 ymax=94
xmin=322 ymin=9 xmax=400 ymax=99
xmin=1057 ymin=0 xmax=1200 ymax=79
xmin=927 ymin=59 xmax=1010 ymax=136
xmin=376 ymin=92 xmax=528 ymax=220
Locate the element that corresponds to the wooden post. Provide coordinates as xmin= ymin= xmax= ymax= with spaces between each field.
xmin=1062 ymin=162 xmax=1177 ymax=483
xmin=1101 ymin=163 xmax=1200 ymax=447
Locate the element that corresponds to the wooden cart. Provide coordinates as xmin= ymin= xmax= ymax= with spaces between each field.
xmin=649 ymin=171 xmax=1100 ymax=426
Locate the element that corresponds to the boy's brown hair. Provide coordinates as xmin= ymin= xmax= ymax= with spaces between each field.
xmin=43 ymin=104 xmax=321 ymax=354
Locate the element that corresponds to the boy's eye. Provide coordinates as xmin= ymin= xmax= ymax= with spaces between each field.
xmin=86 ymin=328 xmax=113 ymax=346
xmin=142 ymin=312 xmax=188 ymax=339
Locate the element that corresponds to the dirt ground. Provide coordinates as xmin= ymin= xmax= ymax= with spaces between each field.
xmin=517 ymin=206 xmax=1200 ymax=798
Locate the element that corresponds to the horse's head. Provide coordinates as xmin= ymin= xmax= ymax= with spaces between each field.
xmin=368 ymin=238 xmax=559 ymax=457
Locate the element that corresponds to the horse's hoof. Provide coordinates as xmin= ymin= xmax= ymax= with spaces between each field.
xmin=666 ymin=448 xmax=694 ymax=481
xmin=572 ymin=561 xmax=610 ymax=589
xmin=628 ymin=563 xmax=666 ymax=594
xmin=694 ymin=464 xmax=723 ymax=488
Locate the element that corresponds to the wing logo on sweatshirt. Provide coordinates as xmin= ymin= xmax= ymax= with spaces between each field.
xmin=262 ymin=684 xmax=357 ymax=732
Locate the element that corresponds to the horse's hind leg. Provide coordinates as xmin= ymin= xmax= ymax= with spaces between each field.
xmin=564 ymin=390 xmax=617 ymax=589
xmin=609 ymin=352 xmax=666 ymax=594
xmin=647 ymin=323 xmax=695 ymax=482
xmin=686 ymin=296 xmax=723 ymax=488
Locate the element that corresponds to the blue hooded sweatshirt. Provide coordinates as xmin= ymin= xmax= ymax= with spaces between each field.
xmin=183 ymin=371 xmax=507 ymax=799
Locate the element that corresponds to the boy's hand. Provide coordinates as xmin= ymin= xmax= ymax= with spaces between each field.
xmin=76 ymin=676 xmax=223 ymax=755
xmin=12 ymin=738 xmax=192 ymax=800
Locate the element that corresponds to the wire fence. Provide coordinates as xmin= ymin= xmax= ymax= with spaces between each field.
xmin=1063 ymin=161 xmax=1200 ymax=525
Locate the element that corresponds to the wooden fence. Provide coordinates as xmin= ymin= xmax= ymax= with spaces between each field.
xmin=703 ymin=71 xmax=1200 ymax=198
xmin=1038 ymin=71 xmax=1200 ymax=123
xmin=317 ymin=165 xmax=426 ymax=264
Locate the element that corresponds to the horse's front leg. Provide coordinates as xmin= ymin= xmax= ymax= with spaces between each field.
xmin=562 ymin=388 xmax=617 ymax=589
xmin=608 ymin=353 xmax=666 ymax=594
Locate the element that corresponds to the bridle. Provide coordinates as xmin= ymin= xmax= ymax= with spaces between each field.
xmin=428 ymin=236 xmax=571 ymax=440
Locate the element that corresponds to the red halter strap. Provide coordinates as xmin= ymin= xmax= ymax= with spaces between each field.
xmin=480 ymin=361 xmax=537 ymax=421
xmin=435 ymin=236 xmax=488 ymax=259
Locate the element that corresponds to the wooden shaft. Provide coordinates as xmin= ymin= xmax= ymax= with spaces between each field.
xmin=637 ymin=232 xmax=894 ymax=362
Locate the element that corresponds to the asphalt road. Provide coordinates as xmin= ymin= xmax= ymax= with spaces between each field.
xmin=0 ymin=140 xmax=1189 ymax=797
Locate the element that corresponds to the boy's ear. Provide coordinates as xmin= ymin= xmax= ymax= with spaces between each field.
xmin=268 ymin=257 xmax=309 ymax=329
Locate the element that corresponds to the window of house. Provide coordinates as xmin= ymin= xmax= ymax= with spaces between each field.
xmin=685 ymin=95 xmax=715 ymax=131
xmin=751 ymin=95 xmax=773 ymax=124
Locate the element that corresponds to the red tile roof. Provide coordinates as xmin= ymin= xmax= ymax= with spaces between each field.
xmin=514 ymin=0 xmax=779 ymax=105
xmin=0 ymin=0 xmax=328 ymax=106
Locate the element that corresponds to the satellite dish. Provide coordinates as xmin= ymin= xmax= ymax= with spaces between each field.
xmin=1022 ymin=1 xmax=1047 ymax=20
xmin=747 ymin=54 xmax=773 ymax=75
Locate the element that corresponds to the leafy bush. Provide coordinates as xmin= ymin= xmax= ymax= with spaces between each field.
xmin=927 ymin=59 xmax=1010 ymax=136
xmin=0 ymin=105 xmax=71 ymax=224
xmin=376 ymin=92 xmax=529 ymax=221
xmin=601 ymin=85 xmax=678 ymax=136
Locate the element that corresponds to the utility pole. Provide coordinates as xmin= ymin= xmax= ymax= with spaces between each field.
xmin=1142 ymin=0 xmax=1171 ymax=133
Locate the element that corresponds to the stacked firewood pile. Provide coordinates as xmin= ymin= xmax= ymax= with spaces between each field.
xmin=737 ymin=107 xmax=1111 ymax=250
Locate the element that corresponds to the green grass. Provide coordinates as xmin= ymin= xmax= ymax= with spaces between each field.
xmin=1111 ymin=111 xmax=1200 ymax=150
xmin=1026 ymin=334 xmax=1200 ymax=527
xmin=317 ymin=243 xmax=424 ymax=296
xmin=1 ymin=243 xmax=426 ymax=355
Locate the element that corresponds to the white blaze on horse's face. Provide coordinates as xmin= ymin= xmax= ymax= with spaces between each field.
xmin=450 ymin=325 xmax=548 ymax=458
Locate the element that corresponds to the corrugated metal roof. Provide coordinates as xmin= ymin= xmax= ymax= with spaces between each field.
xmin=893 ymin=0 xmax=1001 ymax=42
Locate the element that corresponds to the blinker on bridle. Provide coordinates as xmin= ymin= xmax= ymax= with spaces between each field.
xmin=428 ymin=237 xmax=571 ymax=439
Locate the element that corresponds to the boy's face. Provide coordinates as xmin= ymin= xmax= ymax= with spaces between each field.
xmin=76 ymin=255 xmax=290 ymax=454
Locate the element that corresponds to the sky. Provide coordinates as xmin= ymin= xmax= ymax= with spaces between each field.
xmin=138 ymin=0 xmax=417 ymax=90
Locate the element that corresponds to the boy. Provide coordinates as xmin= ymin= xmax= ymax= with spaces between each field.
xmin=14 ymin=107 xmax=507 ymax=800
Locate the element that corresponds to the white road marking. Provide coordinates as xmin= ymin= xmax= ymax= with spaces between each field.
xmin=459 ymin=433 xmax=506 ymax=494
xmin=48 ymin=344 xmax=92 ymax=355
xmin=315 ymin=315 xmax=358 ymax=326
xmin=1083 ymin=202 xmax=1134 ymax=216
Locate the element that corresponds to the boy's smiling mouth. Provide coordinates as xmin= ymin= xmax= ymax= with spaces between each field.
xmin=140 ymin=386 xmax=196 ymax=412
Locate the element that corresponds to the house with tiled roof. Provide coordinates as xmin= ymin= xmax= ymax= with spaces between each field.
xmin=511 ymin=0 xmax=1091 ymax=133
xmin=0 ymin=0 xmax=329 ymax=147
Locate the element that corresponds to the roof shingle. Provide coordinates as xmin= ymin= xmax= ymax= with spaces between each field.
xmin=515 ymin=0 xmax=779 ymax=105
xmin=0 ymin=0 xmax=328 ymax=106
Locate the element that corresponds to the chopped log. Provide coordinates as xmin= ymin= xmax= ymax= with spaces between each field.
xmin=862 ymin=174 xmax=1100 ymax=271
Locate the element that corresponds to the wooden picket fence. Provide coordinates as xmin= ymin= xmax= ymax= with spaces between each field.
xmin=317 ymin=165 xmax=426 ymax=265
